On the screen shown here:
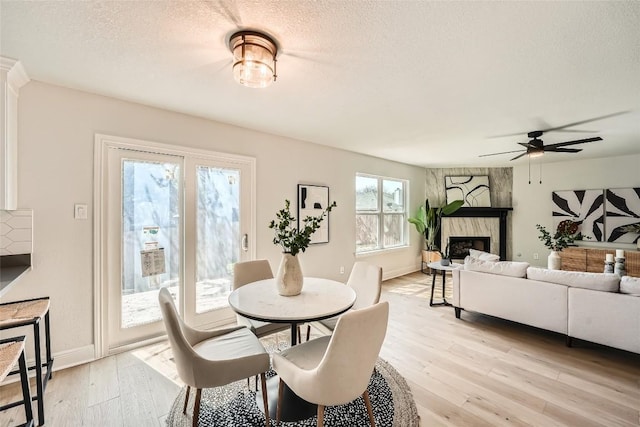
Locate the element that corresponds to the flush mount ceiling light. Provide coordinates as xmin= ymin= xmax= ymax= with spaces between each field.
xmin=229 ymin=30 xmax=278 ymax=88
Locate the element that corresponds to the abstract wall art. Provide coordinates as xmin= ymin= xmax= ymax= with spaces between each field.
xmin=297 ymin=184 xmax=330 ymax=244
xmin=552 ymin=189 xmax=605 ymax=241
xmin=605 ymin=187 xmax=640 ymax=243
xmin=445 ymin=175 xmax=491 ymax=207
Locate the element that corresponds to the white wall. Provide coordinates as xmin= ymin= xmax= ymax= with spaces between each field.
xmin=512 ymin=154 xmax=640 ymax=267
xmin=5 ymin=81 xmax=425 ymax=365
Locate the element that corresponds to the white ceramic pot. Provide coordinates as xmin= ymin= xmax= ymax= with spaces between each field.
xmin=276 ymin=253 xmax=303 ymax=296
xmin=548 ymin=250 xmax=562 ymax=270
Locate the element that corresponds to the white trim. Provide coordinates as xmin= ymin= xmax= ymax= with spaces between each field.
xmin=355 ymin=245 xmax=410 ymax=258
xmin=1 ymin=56 xmax=30 ymax=89
xmin=93 ymin=133 xmax=256 ymax=357
xmin=94 ymin=133 xmax=255 ymax=165
xmin=0 ymin=344 xmax=95 ymax=387
xmin=93 ymin=137 xmax=105 ymax=358
xmin=382 ymin=265 xmax=420 ymax=281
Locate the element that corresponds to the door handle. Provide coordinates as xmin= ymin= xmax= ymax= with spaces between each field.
xmin=242 ymin=234 xmax=249 ymax=252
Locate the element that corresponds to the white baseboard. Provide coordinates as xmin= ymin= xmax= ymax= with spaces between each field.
xmin=383 ymin=264 xmax=420 ymax=281
xmin=53 ymin=344 xmax=96 ymax=371
xmin=0 ymin=344 xmax=95 ymax=386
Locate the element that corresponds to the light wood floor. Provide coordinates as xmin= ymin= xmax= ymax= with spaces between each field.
xmin=2 ymin=271 xmax=639 ymax=426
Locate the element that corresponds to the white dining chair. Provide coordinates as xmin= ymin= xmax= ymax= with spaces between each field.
xmin=313 ymin=261 xmax=383 ymax=334
xmin=272 ymin=301 xmax=389 ymax=426
xmin=158 ymin=288 xmax=271 ymax=427
xmin=233 ymin=260 xmax=290 ymax=339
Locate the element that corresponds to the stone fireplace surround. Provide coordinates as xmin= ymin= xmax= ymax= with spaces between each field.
xmin=438 ymin=207 xmax=512 ymax=260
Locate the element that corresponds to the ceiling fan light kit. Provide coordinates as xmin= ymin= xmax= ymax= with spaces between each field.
xmin=229 ymin=30 xmax=278 ymax=88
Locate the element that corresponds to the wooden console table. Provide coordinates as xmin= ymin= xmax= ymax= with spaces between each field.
xmin=559 ymin=247 xmax=640 ymax=277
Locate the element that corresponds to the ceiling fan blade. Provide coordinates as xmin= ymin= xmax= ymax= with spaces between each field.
xmin=487 ymin=131 xmax=526 ymax=138
xmin=518 ymin=142 xmax=534 ymax=148
xmin=544 ymin=148 xmax=582 ymax=153
xmin=539 ymin=111 xmax=629 ymax=133
xmin=488 ymin=111 xmax=628 ymax=139
xmin=510 ymin=152 xmax=528 ymax=161
xmin=478 ymin=149 xmax=525 ymax=158
xmin=550 ymin=129 xmax=599 ymax=133
xmin=544 ymin=137 xmax=602 ymax=148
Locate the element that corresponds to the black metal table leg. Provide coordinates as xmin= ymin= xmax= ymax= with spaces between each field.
xmin=430 ymin=268 xmax=452 ymax=307
xmin=429 ymin=271 xmax=437 ymax=306
xmin=290 ymin=322 xmax=298 ymax=346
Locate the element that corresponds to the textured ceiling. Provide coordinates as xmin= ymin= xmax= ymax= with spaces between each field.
xmin=1 ymin=1 xmax=639 ymax=167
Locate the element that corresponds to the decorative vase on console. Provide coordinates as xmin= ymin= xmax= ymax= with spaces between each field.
xmin=547 ymin=251 xmax=561 ymax=270
xmin=269 ymin=199 xmax=336 ymax=296
xmin=536 ymin=221 xmax=583 ymax=271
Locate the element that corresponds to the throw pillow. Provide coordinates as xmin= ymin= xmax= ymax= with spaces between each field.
xmin=469 ymin=248 xmax=500 ymax=262
xmin=620 ymin=276 xmax=640 ymax=296
xmin=526 ymin=267 xmax=620 ymax=292
xmin=464 ymin=256 xmax=528 ymax=278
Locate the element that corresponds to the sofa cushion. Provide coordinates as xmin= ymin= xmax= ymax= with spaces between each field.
xmin=469 ymin=249 xmax=500 ymax=262
xmin=621 ymin=276 xmax=640 ymax=296
xmin=464 ymin=256 xmax=528 ymax=278
xmin=526 ymin=267 xmax=620 ymax=292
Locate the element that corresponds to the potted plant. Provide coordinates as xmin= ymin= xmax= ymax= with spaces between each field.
xmin=408 ymin=199 xmax=464 ymax=262
xmin=439 ymin=244 xmax=451 ymax=266
xmin=269 ymin=199 xmax=336 ymax=295
xmin=536 ymin=220 xmax=585 ymax=270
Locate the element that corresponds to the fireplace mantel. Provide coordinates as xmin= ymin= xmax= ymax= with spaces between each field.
xmin=439 ymin=207 xmax=513 ymax=260
xmin=445 ymin=207 xmax=513 ymax=218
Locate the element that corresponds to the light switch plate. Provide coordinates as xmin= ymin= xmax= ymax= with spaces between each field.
xmin=74 ymin=204 xmax=88 ymax=220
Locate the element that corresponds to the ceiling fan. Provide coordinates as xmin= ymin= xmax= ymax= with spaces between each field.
xmin=480 ymin=111 xmax=627 ymax=161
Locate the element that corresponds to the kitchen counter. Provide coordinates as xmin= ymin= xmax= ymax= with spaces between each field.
xmin=0 ymin=254 xmax=31 ymax=297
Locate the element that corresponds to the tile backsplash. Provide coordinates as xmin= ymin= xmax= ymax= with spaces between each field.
xmin=0 ymin=209 xmax=33 ymax=255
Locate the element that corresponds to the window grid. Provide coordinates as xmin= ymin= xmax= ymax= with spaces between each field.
xmin=356 ymin=173 xmax=408 ymax=253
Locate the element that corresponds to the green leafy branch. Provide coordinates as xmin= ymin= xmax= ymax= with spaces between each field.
xmin=536 ymin=224 xmax=575 ymax=252
xmin=269 ymin=199 xmax=337 ymax=256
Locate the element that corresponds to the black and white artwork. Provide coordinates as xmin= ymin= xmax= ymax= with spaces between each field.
xmin=552 ymin=189 xmax=605 ymax=241
xmin=445 ymin=175 xmax=491 ymax=207
xmin=297 ymin=184 xmax=330 ymax=244
xmin=605 ymin=187 xmax=640 ymax=243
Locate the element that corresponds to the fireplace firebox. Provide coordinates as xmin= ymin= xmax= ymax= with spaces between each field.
xmin=447 ymin=236 xmax=490 ymax=259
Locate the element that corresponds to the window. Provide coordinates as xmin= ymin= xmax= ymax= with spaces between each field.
xmin=356 ymin=173 xmax=408 ymax=253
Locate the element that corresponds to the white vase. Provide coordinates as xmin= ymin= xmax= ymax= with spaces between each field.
xmin=276 ymin=253 xmax=303 ymax=296
xmin=548 ymin=251 xmax=561 ymax=270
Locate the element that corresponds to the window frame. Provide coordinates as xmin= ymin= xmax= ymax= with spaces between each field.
xmin=355 ymin=173 xmax=409 ymax=254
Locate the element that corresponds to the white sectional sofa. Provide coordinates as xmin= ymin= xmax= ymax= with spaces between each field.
xmin=452 ymin=257 xmax=640 ymax=354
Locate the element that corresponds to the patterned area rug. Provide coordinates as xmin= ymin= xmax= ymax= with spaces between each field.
xmin=166 ymin=357 xmax=419 ymax=427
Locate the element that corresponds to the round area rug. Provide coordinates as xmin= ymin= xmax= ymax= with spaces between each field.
xmin=166 ymin=358 xmax=419 ymax=427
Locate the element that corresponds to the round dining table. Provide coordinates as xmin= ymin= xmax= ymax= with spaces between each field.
xmin=228 ymin=277 xmax=356 ymax=421
xmin=228 ymin=277 xmax=356 ymax=346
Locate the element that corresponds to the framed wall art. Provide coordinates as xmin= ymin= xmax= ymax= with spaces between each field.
xmin=552 ymin=189 xmax=605 ymax=241
xmin=445 ymin=175 xmax=491 ymax=207
xmin=605 ymin=187 xmax=640 ymax=243
xmin=297 ymin=184 xmax=330 ymax=244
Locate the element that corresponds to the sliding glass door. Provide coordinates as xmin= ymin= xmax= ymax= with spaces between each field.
xmin=103 ymin=140 xmax=253 ymax=352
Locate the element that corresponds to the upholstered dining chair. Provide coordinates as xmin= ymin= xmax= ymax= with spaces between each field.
xmin=158 ymin=288 xmax=271 ymax=427
xmin=233 ymin=260 xmax=290 ymax=338
xmin=272 ymin=301 xmax=389 ymax=427
xmin=313 ymin=261 xmax=383 ymax=335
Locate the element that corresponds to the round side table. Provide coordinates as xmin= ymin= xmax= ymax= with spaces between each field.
xmin=427 ymin=261 xmax=462 ymax=306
